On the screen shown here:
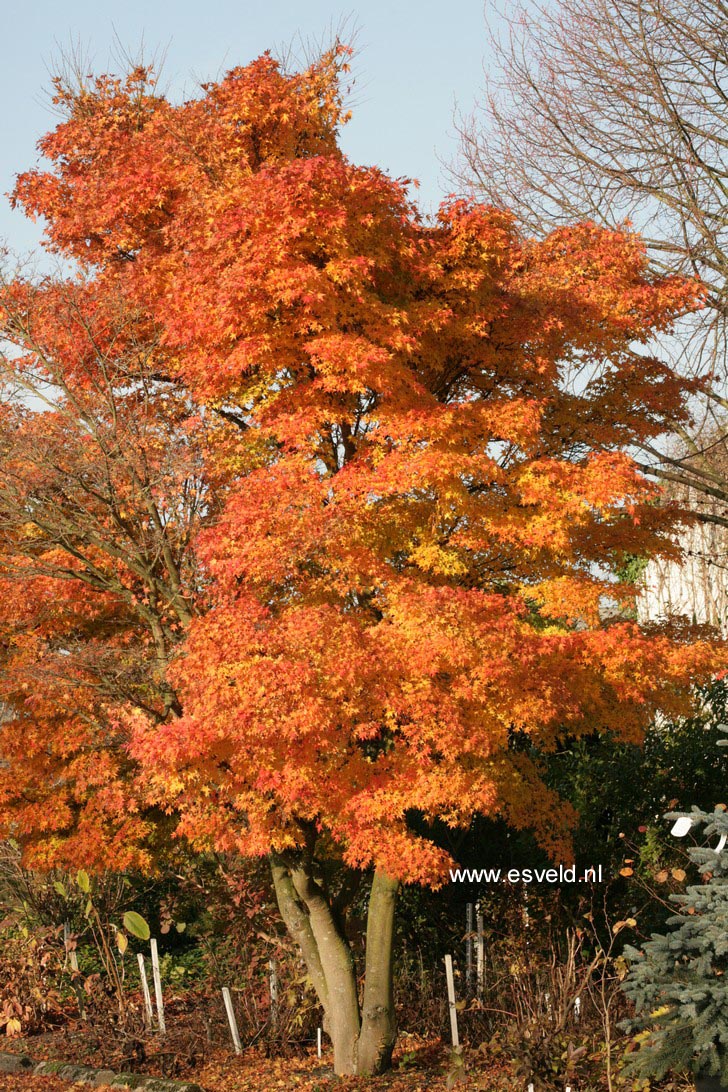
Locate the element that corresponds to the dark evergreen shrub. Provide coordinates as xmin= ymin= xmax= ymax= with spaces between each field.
xmin=622 ymin=726 xmax=728 ymax=1084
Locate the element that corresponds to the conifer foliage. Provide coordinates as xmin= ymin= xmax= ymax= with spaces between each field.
xmin=623 ymin=728 xmax=728 ymax=1084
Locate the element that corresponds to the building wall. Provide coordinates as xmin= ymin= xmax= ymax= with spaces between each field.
xmin=637 ymin=517 xmax=728 ymax=637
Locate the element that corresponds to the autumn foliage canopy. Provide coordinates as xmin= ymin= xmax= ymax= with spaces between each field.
xmin=0 ymin=48 xmax=718 ymax=884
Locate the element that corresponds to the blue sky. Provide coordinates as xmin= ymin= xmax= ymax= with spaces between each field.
xmin=3 ymin=1 xmax=493 ymax=258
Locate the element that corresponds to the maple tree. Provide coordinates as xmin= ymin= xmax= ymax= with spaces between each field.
xmin=0 ymin=279 xmax=216 ymax=867
xmin=0 ymin=47 xmax=722 ymax=1076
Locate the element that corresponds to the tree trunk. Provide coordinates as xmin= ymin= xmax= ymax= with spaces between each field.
xmin=356 ymin=869 xmax=400 ymax=1075
xmin=288 ymin=857 xmax=361 ymax=1074
xmin=269 ymin=854 xmax=400 ymax=1077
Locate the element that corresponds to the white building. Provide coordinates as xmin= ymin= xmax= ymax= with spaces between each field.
xmin=637 ymin=504 xmax=728 ymax=637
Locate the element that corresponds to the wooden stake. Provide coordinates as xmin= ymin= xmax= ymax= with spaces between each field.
xmin=149 ymin=938 xmax=166 ymax=1035
xmin=63 ymin=922 xmax=79 ymax=973
xmin=317 ymin=1027 xmax=322 ymax=1058
xmin=269 ymin=958 xmax=279 ymax=1031
xmin=523 ymin=885 xmax=530 ymax=944
xmin=137 ymin=953 xmax=154 ymax=1026
xmin=476 ymin=910 xmax=484 ymax=996
xmin=222 ymin=987 xmax=242 ymax=1055
xmin=444 ymin=954 xmax=459 ymax=1049
xmin=465 ymin=903 xmax=473 ymax=992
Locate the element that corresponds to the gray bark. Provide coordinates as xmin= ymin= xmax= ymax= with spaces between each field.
xmin=269 ymin=855 xmax=400 ymax=1076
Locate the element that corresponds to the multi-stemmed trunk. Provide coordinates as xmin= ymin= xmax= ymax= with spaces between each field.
xmin=270 ymin=853 xmax=399 ymax=1076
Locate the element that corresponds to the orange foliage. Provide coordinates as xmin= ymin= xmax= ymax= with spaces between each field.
xmin=0 ymin=47 xmax=720 ymax=881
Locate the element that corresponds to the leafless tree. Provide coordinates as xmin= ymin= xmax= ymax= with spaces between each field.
xmin=454 ymin=0 xmax=728 ymax=521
